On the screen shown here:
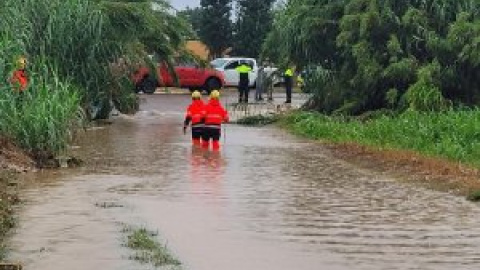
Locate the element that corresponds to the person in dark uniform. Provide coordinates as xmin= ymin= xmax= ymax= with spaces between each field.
xmin=235 ymin=62 xmax=252 ymax=103
xmin=284 ymin=66 xmax=294 ymax=104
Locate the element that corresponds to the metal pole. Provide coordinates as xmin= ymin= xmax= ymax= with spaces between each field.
xmin=223 ymin=89 xmax=227 ymax=145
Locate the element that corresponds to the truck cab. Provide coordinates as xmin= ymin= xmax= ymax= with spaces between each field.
xmin=210 ymin=57 xmax=280 ymax=88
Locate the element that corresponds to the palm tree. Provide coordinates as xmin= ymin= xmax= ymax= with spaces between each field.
xmin=99 ymin=0 xmax=190 ymax=61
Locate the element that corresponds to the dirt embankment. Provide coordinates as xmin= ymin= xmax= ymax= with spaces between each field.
xmin=0 ymin=170 xmax=21 ymax=257
xmin=0 ymin=137 xmax=35 ymax=259
xmin=325 ymin=142 xmax=480 ymax=197
xmin=0 ymin=137 xmax=35 ymax=173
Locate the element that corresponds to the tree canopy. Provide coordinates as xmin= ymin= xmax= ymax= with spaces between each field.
xmin=199 ymin=0 xmax=234 ymax=58
xmin=233 ymin=0 xmax=276 ymax=58
xmin=263 ymin=0 xmax=480 ymax=114
xmin=178 ymin=7 xmax=203 ymax=38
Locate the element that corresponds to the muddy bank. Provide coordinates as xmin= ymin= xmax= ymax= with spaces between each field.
xmin=321 ymin=142 xmax=480 ymax=198
xmin=0 ymin=137 xmax=35 ymax=173
xmin=0 ymin=137 xmax=35 ymax=260
xmin=0 ymin=171 xmax=21 ymax=259
xmin=237 ymin=113 xmax=480 ymax=198
xmin=327 ymin=145 xmax=479 ymax=197
xmin=263 ymin=110 xmax=480 ymax=200
xmin=238 ymin=113 xmax=480 ymax=198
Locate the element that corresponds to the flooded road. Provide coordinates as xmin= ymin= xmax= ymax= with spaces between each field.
xmin=8 ymin=91 xmax=480 ymax=270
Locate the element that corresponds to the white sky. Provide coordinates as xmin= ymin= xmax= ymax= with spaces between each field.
xmin=169 ymin=0 xmax=200 ymax=10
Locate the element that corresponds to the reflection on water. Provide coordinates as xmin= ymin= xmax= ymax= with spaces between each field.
xmin=188 ymin=147 xmax=226 ymax=202
xmin=8 ymin=93 xmax=480 ymax=270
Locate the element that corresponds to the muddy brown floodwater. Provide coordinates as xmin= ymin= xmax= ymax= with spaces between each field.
xmin=7 ymin=91 xmax=480 ymax=270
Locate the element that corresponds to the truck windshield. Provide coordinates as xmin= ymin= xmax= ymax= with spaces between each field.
xmin=210 ymin=59 xmax=228 ymax=68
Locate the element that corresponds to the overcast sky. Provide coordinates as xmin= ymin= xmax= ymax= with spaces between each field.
xmin=169 ymin=0 xmax=200 ymax=10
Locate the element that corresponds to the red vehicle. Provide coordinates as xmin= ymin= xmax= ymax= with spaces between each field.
xmin=132 ymin=62 xmax=225 ymax=94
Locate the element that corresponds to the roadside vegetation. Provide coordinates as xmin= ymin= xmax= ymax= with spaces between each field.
xmin=261 ymin=0 xmax=480 ymax=187
xmin=122 ymin=225 xmax=181 ymax=269
xmin=264 ymin=0 xmax=480 ymax=115
xmin=0 ymin=0 xmax=190 ymax=159
xmin=0 ymin=0 xmax=191 ymax=258
xmin=282 ymin=110 xmax=480 ymax=168
xmin=280 ymin=110 xmax=480 ymax=200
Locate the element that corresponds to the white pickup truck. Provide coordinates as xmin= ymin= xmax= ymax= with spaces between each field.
xmin=210 ymin=57 xmax=279 ymax=87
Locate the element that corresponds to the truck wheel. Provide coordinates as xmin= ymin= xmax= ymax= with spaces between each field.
xmin=134 ymin=84 xmax=142 ymax=94
xmin=140 ymin=76 xmax=157 ymax=94
xmin=204 ymin=78 xmax=221 ymax=94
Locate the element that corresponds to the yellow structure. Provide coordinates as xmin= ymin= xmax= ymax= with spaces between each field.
xmin=185 ymin=40 xmax=210 ymax=60
xmin=185 ymin=40 xmax=232 ymax=60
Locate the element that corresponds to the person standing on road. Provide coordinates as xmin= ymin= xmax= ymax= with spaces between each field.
xmin=284 ymin=65 xmax=294 ymax=104
xmin=184 ymin=91 xmax=205 ymax=146
xmin=265 ymin=69 xmax=276 ymax=102
xmin=202 ymin=90 xmax=229 ymax=151
xmin=255 ymin=62 xmax=266 ymax=102
xmin=235 ymin=61 xmax=252 ymax=103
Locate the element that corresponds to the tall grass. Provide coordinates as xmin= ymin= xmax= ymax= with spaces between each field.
xmin=0 ymin=25 xmax=84 ymax=156
xmin=0 ymin=0 xmax=130 ymax=156
xmin=282 ymin=110 xmax=480 ymax=167
xmin=0 ymin=0 xmax=187 ymax=156
xmin=0 ymin=64 xmax=82 ymax=156
xmin=0 ymin=0 xmax=125 ymax=119
xmin=0 ymin=0 xmax=167 ymax=120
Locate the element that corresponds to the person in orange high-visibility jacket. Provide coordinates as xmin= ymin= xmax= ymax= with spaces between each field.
xmin=202 ymin=90 xmax=229 ymax=150
xmin=10 ymin=56 xmax=28 ymax=92
xmin=184 ymin=91 xmax=205 ymax=145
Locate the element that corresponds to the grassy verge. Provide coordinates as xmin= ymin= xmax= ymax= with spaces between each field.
xmin=122 ymin=225 xmax=181 ymax=269
xmin=280 ymin=110 xmax=480 ymax=199
xmin=281 ymin=110 xmax=480 ymax=167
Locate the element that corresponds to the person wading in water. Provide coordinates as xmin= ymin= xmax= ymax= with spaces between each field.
xmin=202 ymin=90 xmax=229 ymax=151
xmin=184 ymin=90 xmax=206 ymax=146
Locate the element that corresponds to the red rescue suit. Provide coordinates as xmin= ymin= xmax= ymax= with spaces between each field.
xmin=184 ymin=100 xmax=205 ymax=144
xmin=10 ymin=69 xmax=28 ymax=92
xmin=202 ymin=99 xmax=229 ymax=150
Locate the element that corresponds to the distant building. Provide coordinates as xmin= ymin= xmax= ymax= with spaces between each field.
xmin=185 ymin=40 xmax=232 ymax=60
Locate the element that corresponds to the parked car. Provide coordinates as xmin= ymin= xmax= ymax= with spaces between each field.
xmin=210 ymin=57 xmax=280 ymax=87
xmin=132 ymin=62 xmax=225 ymax=94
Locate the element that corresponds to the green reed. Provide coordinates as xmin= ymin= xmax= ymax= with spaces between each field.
xmin=0 ymin=66 xmax=82 ymax=155
xmin=0 ymin=0 xmax=118 ymax=155
xmin=282 ymin=110 xmax=480 ymax=167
